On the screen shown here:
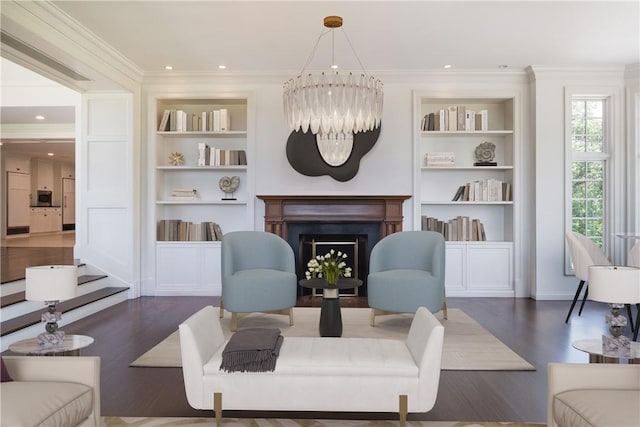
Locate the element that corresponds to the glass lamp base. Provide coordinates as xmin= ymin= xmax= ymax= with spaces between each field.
xmin=37 ymin=330 xmax=65 ymax=348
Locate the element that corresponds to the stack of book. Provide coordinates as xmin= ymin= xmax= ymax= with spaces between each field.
xmin=451 ymin=179 xmax=512 ymax=202
xmin=425 ymin=152 xmax=455 ymax=167
xmin=197 ymin=144 xmax=247 ymax=166
xmin=421 ymin=107 xmax=488 ymax=132
xmin=157 ymin=220 xmax=223 ymax=241
xmin=158 ymin=108 xmax=231 ymax=132
xmin=421 ymin=215 xmax=486 ymax=241
xmin=169 ymin=189 xmax=198 ymax=200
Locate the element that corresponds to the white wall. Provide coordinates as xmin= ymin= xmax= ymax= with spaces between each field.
xmin=530 ymin=67 xmax=626 ymax=300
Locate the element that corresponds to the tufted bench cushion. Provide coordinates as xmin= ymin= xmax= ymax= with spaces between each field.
xmin=1 ymin=381 xmax=93 ymax=427
xmin=204 ymin=337 xmax=419 ymax=377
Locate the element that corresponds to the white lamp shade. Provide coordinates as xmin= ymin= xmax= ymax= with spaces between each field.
xmin=25 ymin=265 xmax=78 ymax=302
xmin=588 ymin=265 xmax=640 ymax=304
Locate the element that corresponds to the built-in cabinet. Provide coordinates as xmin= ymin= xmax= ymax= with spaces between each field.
xmin=149 ymin=94 xmax=254 ymax=295
xmin=61 ymin=163 xmax=75 ymax=179
xmin=413 ymin=92 xmax=519 ymax=296
xmin=32 ymin=158 xmax=54 ymax=190
xmin=30 ymin=207 xmax=62 ymax=234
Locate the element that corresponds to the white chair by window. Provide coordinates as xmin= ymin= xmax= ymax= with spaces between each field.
xmin=565 ymin=232 xmax=611 ymax=323
xmin=627 ymin=242 xmax=640 ymax=340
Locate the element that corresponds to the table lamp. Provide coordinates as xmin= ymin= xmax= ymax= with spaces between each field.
xmin=25 ymin=265 xmax=78 ymax=347
xmin=588 ymin=265 xmax=640 ymax=357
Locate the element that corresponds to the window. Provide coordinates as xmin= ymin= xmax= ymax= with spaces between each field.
xmin=567 ymin=97 xmax=610 ymax=261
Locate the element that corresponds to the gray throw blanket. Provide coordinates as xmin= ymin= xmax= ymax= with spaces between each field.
xmin=220 ymin=328 xmax=283 ymax=373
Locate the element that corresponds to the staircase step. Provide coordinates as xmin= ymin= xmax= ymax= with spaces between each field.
xmin=0 ymin=274 xmax=107 ymax=309
xmin=0 ymin=286 xmax=128 ymax=337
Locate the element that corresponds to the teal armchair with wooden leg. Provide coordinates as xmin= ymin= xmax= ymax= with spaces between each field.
xmin=367 ymin=230 xmax=446 ymax=326
xmin=220 ymin=230 xmax=297 ymax=331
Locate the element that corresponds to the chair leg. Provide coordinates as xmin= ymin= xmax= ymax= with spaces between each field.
xmin=219 ymin=300 xmax=224 ymax=318
xmin=230 ymin=312 xmax=238 ymax=332
xmin=578 ymin=284 xmax=589 ymax=316
xmin=288 ymin=307 xmax=294 ymax=326
xmin=565 ymin=280 xmax=586 ymax=323
xmin=442 ymin=299 xmax=448 ymax=320
xmin=627 ymin=304 xmax=635 ymax=335
xmin=633 ymin=304 xmax=640 ymax=341
xmin=370 ymin=308 xmax=376 ymax=327
xmin=213 ymin=392 xmax=222 ymax=427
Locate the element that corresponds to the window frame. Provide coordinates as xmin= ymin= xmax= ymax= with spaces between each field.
xmin=564 ymin=88 xmax=620 ymax=275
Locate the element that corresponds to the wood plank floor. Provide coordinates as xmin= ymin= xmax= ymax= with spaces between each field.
xmin=4 ymin=294 xmax=619 ymax=423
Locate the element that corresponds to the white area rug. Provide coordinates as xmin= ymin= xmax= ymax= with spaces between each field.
xmin=130 ymin=307 xmax=534 ymax=371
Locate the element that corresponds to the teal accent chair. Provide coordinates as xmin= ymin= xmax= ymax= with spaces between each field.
xmin=220 ymin=231 xmax=297 ymax=331
xmin=367 ymin=231 xmax=447 ymax=326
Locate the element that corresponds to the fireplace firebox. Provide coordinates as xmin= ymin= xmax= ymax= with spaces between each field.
xmin=257 ymin=195 xmax=411 ymax=297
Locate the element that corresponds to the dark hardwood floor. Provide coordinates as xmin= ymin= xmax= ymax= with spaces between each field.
xmin=0 ymin=246 xmax=74 ymax=283
xmin=4 ymin=294 xmax=618 ymax=423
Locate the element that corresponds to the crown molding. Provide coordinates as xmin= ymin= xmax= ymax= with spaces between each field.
xmin=0 ymin=123 xmax=75 ymax=140
xmin=1 ymin=1 xmax=143 ymax=92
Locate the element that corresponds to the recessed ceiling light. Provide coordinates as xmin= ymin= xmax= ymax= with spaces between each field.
xmin=47 ymin=152 xmax=54 ymax=156
xmin=331 ymin=64 xmax=338 ymax=69
xmin=498 ymin=65 xmax=508 ymax=69
xmin=164 ymin=65 xmax=173 ymax=70
xmin=35 ymin=115 xmax=45 ymax=120
xmin=218 ymin=65 xmax=227 ymax=70
xmin=443 ymin=65 xmax=452 ymax=69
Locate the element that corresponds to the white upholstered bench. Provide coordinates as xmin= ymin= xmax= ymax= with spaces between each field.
xmin=179 ymin=305 xmax=444 ymax=427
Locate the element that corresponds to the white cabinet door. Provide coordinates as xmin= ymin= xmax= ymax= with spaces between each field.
xmin=5 ymin=157 xmax=30 ymax=173
xmin=34 ymin=159 xmax=54 ymax=190
xmin=467 ymin=243 xmax=513 ymax=291
xmin=61 ymin=163 xmax=75 ymax=179
xmin=7 ymin=172 xmax=31 ymax=228
xmin=62 ymin=178 xmax=76 ymax=226
xmin=30 ymin=209 xmax=47 ymax=233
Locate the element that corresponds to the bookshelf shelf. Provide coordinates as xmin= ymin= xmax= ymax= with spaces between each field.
xmin=157 ymin=131 xmax=247 ymax=137
xmin=157 ymin=166 xmax=247 ymax=171
xmin=420 ymin=201 xmax=514 ymax=206
xmin=156 ymin=200 xmax=248 ymax=205
xmin=421 ymin=130 xmax=513 ymax=137
xmin=413 ymin=91 xmax=518 ymax=296
xmin=148 ymin=93 xmax=254 ymax=296
xmin=421 ymin=166 xmax=514 ymax=171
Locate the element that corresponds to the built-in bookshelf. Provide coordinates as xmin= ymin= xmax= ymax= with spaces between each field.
xmin=149 ymin=95 xmax=254 ymax=295
xmin=413 ymin=93 xmax=518 ymax=297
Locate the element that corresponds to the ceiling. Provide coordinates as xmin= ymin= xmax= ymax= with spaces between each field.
xmin=49 ymin=1 xmax=639 ymax=74
xmin=1 ymin=1 xmax=638 ymax=164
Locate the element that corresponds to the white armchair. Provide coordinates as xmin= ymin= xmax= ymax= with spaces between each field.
xmin=548 ymin=363 xmax=640 ymax=427
xmin=1 ymin=356 xmax=102 ymax=427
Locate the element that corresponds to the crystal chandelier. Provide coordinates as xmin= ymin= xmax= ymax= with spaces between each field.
xmin=283 ymin=16 xmax=383 ymax=167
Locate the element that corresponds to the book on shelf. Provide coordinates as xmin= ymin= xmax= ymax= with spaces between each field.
xmin=452 ymin=179 xmax=512 ymax=202
xmin=158 ymin=219 xmax=223 ymax=241
xmin=169 ymin=188 xmax=198 ymax=200
xmin=159 ymin=108 xmax=232 ymax=132
xmin=421 ymin=106 xmax=490 ymax=132
xmin=421 ymin=215 xmax=487 ymax=241
xmin=425 ymin=152 xmax=455 ymax=167
xmin=207 ymin=148 xmax=247 ymax=166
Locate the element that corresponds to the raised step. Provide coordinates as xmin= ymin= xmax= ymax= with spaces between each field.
xmin=0 ymin=286 xmax=129 ymax=337
xmin=0 ymin=274 xmax=106 ymax=309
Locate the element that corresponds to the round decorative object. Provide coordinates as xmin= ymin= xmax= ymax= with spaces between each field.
xmin=474 ymin=142 xmax=496 ymax=163
xmin=219 ymin=176 xmax=240 ymax=193
xmin=169 ymin=152 xmax=185 ymax=166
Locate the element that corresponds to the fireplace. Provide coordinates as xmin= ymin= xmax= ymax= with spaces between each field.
xmin=257 ymin=195 xmax=411 ymax=296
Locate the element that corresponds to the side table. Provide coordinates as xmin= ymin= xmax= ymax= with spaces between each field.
xmin=299 ymin=278 xmax=363 ymax=337
xmin=572 ymin=338 xmax=640 ymax=363
xmin=8 ymin=334 xmax=94 ymax=356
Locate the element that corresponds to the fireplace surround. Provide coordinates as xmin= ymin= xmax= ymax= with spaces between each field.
xmin=257 ymin=195 xmax=411 ymax=295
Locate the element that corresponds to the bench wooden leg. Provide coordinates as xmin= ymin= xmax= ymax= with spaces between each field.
xmin=399 ymin=394 xmax=407 ymax=427
xmin=214 ymin=392 xmax=222 ymax=427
